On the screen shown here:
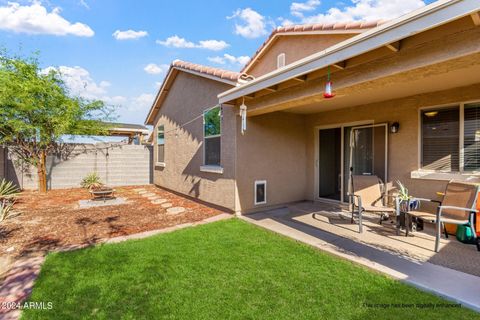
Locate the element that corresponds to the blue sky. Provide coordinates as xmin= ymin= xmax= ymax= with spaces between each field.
xmin=0 ymin=0 xmax=435 ymax=125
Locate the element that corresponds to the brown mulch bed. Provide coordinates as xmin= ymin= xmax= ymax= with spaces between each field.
xmin=0 ymin=185 xmax=223 ymax=259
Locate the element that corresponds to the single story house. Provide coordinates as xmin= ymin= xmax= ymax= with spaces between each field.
xmin=146 ymin=0 xmax=480 ymax=215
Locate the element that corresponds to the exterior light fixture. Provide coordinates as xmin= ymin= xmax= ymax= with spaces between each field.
xmin=323 ymin=66 xmax=335 ymax=99
xmin=390 ymin=122 xmax=400 ymax=133
xmin=424 ymin=111 xmax=438 ymax=117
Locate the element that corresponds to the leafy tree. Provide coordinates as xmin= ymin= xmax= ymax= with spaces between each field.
xmin=0 ymin=51 xmax=114 ymax=193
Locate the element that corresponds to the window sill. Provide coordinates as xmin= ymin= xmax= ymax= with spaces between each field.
xmin=410 ymin=170 xmax=480 ymax=182
xmin=200 ymin=165 xmax=223 ymax=174
xmin=155 ymin=162 xmax=166 ymax=168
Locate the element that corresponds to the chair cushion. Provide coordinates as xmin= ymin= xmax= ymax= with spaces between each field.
xmin=407 ymin=211 xmax=436 ymax=222
xmin=362 ymin=205 xmax=395 ymax=212
xmin=407 ymin=210 xmax=469 ymax=225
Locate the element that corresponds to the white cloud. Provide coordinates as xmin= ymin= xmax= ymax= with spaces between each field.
xmin=43 ymin=65 xmax=156 ymax=124
xmin=130 ymin=93 xmax=155 ymax=112
xmin=43 ymin=66 xmax=129 ymax=107
xmin=43 ymin=66 xmax=108 ymax=99
xmin=144 ymin=63 xmax=169 ymax=75
xmin=157 ymin=35 xmax=195 ymax=48
xmin=207 ymin=56 xmax=227 ymax=65
xmin=291 ymin=0 xmax=321 ymax=17
xmin=197 ymin=39 xmax=229 ymax=51
xmin=278 ymin=17 xmax=295 ymax=26
xmin=0 ymin=1 xmax=94 ymax=37
xmin=156 ymin=35 xmax=229 ymax=51
xmin=113 ymin=29 xmax=148 ymax=40
xmin=99 ymin=80 xmax=111 ymax=88
xmin=228 ymin=8 xmax=269 ymax=39
xmin=79 ymin=0 xmax=89 ymax=10
xmin=208 ymin=54 xmax=250 ymax=67
xmin=301 ymin=0 xmax=426 ymax=24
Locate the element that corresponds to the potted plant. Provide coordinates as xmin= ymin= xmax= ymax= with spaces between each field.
xmin=81 ymin=172 xmax=104 ymax=191
xmin=81 ymin=172 xmax=115 ymax=201
xmin=396 ymin=180 xmax=422 ymax=231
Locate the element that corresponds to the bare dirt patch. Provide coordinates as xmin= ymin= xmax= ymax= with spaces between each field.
xmin=0 ymin=185 xmax=223 ymax=259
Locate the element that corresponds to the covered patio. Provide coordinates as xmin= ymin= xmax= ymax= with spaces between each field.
xmin=243 ymin=201 xmax=480 ymax=311
xmin=221 ymin=0 xmax=480 ymax=218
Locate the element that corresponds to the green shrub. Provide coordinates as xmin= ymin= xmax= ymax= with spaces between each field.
xmin=0 ymin=179 xmax=19 ymax=222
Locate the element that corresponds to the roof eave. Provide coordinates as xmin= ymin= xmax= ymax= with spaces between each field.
xmin=219 ymin=0 xmax=479 ymax=104
xmin=145 ymin=66 xmax=238 ymax=125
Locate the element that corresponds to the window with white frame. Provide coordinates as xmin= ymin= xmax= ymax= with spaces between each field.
xmin=421 ymin=102 xmax=480 ymax=172
xmin=157 ymin=125 xmax=165 ymax=164
xmin=203 ymin=106 xmax=221 ymax=166
xmin=277 ymin=53 xmax=285 ymax=69
xmin=254 ymin=180 xmax=267 ymax=205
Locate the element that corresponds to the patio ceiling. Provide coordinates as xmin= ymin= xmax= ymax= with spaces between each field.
xmin=283 ymin=53 xmax=480 ymax=114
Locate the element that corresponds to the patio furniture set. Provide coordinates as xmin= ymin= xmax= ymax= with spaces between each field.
xmin=348 ymin=175 xmax=480 ymax=253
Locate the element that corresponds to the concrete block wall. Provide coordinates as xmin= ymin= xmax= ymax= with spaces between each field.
xmin=6 ymin=143 xmax=153 ymax=190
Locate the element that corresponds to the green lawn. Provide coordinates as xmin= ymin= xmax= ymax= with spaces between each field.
xmin=23 ymin=219 xmax=476 ymax=319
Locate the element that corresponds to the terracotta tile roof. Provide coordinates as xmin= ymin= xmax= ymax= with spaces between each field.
xmin=276 ymin=20 xmax=385 ymax=33
xmin=242 ymin=20 xmax=385 ymax=73
xmin=172 ymin=60 xmax=241 ymax=82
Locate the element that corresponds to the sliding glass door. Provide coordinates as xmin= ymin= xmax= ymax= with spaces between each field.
xmin=317 ymin=123 xmax=388 ymax=203
xmin=345 ymin=124 xmax=388 ymax=201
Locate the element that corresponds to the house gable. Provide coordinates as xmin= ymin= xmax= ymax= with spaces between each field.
xmin=145 ymin=61 xmax=240 ymax=125
xmin=243 ymin=21 xmax=383 ymax=78
xmin=246 ymin=33 xmax=356 ymax=78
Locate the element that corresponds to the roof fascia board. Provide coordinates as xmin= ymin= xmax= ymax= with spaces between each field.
xmin=109 ymin=128 xmax=150 ymax=134
xmin=144 ymin=66 xmax=176 ymax=125
xmin=219 ymin=0 xmax=478 ymax=104
xmin=177 ymin=67 xmax=237 ymax=86
xmin=145 ymin=66 xmax=237 ymax=125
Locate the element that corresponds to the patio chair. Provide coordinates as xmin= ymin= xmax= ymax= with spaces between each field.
xmin=405 ymin=181 xmax=479 ymax=252
xmin=349 ymin=175 xmax=395 ymax=233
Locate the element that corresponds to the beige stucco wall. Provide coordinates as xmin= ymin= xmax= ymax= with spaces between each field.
xmin=235 ymin=112 xmax=307 ymax=213
xmin=304 ymin=83 xmax=480 ymax=203
xmin=247 ymin=34 xmax=354 ymax=77
xmin=152 ymin=71 xmax=237 ymax=211
xmin=234 ymin=83 xmax=480 ymax=214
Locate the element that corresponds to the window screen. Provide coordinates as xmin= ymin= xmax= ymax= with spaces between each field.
xmin=421 ymin=107 xmax=459 ymax=171
xmin=204 ymin=106 xmax=221 ymax=166
xmin=464 ymin=103 xmax=480 ymax=171
xmin=157 ymin=125 xmax=165 ymax=163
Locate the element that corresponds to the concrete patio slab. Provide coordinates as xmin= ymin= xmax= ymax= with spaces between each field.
xmin=78 ymin=197 xmax=127 ymax=209
xmin=241 ymin=203 xmax=480 ymax=313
